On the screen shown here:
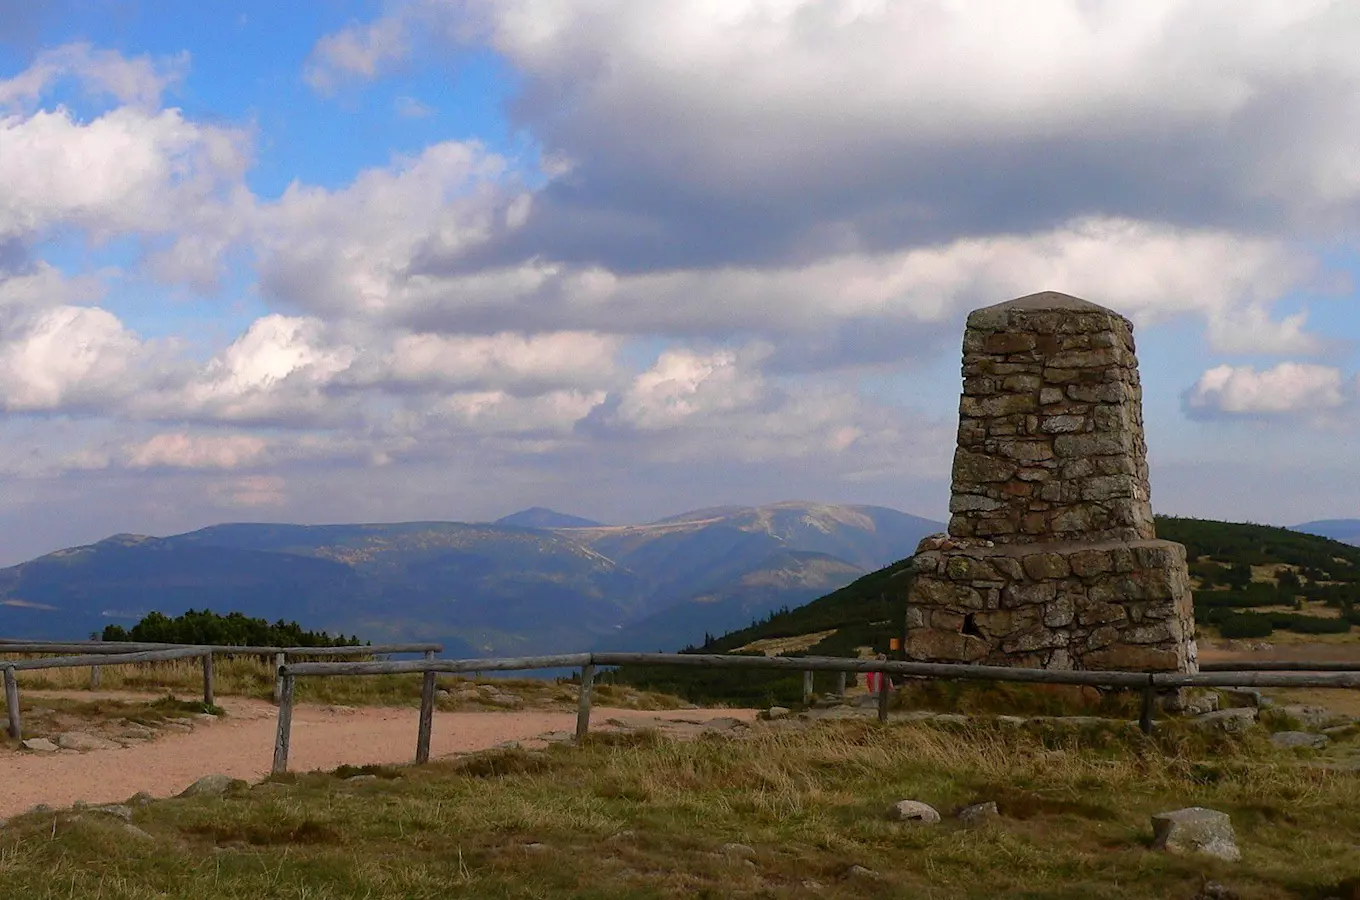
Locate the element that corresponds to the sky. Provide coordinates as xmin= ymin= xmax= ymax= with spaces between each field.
xmin=2 ymin=1 xmax=1360 ymax=566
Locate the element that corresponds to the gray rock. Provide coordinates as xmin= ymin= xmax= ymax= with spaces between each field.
xmin=177 ymin=774 xmax=237 ymax=798
xmin=193 ymin=713 xmax=218 ymax=724
xmin=1151 ymin=807 xmax=1240 ymax=861
xmin=889 ymin=800 xmax=941 ymax=824
xmin=126 ymin=792 xmax=155 ymax=806
xmin=958 ymin=801 xmax=999 ymax=826
xmin=995 ymin=715 xmax=1027 ymax=727
xmin=56 ymin=732 xmax=117 ymax=751
xmin=765 ymin=706 xmax=792 ymax=720
xmin=1192 ymin=708 xmax=1257 ymax=734
xmin=1277 ymin=705 xmax=1335 ymax=730
xmin=1196 ymin=881 xmax=1238 ymax=900
xmin=435 ymin=689 xmax=451 ymax=699
xmin=119 ymin=725 xmax=156 ymax=740
xmin=1270 ymin=731 xmax=1329 ymax=750
xmin=721 ymin=842 xmax=757 ymax=859
xmin=344 ymin=774 xmax=378 ymax=782
xmin=91 ymin=805 xmax=133 ymax=822
xmin=843 ymin=864 xmax=881 ymax=881
xmin=21 ymin=737 xmax=58 ymax=752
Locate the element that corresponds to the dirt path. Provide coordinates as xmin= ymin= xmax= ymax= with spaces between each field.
xmin=2 ymin=692 xmax=755 ymax=818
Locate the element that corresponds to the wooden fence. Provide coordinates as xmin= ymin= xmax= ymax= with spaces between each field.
xmin=269 ymin=651 xmax=1360 ymax=774
xmin=0 ymin=641 xmax=441 ymax=740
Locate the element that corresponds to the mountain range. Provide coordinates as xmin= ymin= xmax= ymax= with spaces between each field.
xmin=0 ymin=501 xmax=942 ymax=656
xmin=1294 ymin=519 xmax=1360 ymax=546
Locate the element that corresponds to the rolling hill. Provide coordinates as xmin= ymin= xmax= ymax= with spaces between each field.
xmin=0 ymin=501 xmax=942 ymax=656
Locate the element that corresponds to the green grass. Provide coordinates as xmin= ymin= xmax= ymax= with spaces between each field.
xmin=2 ymin=718 xmax=1358 ymax=898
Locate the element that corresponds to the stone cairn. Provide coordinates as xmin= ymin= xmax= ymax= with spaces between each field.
xmin=905 ymin=291 xmax=1196 ymax=672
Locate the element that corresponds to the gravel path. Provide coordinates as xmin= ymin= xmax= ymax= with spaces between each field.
xmin=2 ymin=692 xmax=755 ymax=817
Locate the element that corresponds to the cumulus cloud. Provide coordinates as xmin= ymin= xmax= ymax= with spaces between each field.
xmin=1185 ymin=362 xmax=1349 ymax=417
xmin=0 ymin=305 xmax=152 ymax=412
xmin=0 ymin=42 xmax=186 ymax=109
xmin=124 ymin=432 xmax=269 ymax=470
xmin=304 ymin=16 xmax=410 ymax=93
xmin=315 ymin=1 xmax=1360 ymax=274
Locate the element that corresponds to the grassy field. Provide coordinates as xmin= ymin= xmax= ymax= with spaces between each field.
xmin=2 ymin=717 xmax=1357 ymax=898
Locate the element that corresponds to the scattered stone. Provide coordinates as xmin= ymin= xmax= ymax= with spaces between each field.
xmin=344 ymin=774 xmax=378 ymax=782
xmin=522 ymin=842 xmax=548 ymax=852
xmin=765 ymin=706 xmax=791 ymax=720
xmin=160 ymin=722 xmax=193 ymax=733
xmin=702 ymin=717 xmax=749 ymax=732
xmin=843 ymin=864 xmax=881 ymax=881
xmin=957 ymin=801 xmax=999 ymax=826
xmin=127 ymin=792 xmax=155 ymax=806
xmin=1278 ymin=705 xmax=1335 ymax=730
xmin=177 ymin=774 xmax=237 ymax=798
xmin=193 ymin=713 xmax=218 ymax=724
xmin=1324 ymin=725 xmax=1355 ymax=738
xmin=436 ymin=689 xmax=451 ymax=699
xmin=1151 ymin=807 xmax=1240 ymax=862
xmin=1195 ymin=880 xmax=1239 ymax=900
xmin=90 ymin=805 xmax=133 ymax=822
xmin=320 ymin=705 xmax=357 ymax=715
xmin=1271 ymin=731 xmax=1329 ymax=750
xmin=1219 ymin=688 xmax=1266 ymax=709
xmin=889 ymin=800 xmax=941 ymax=824
xmin=1192 ymin=708 xmax=1257 ymax=734
xmin=166 ymin=717 xmax=197 ymax=727
xmin=721 ymin=842 xmax=757 ymax=860
xmin=119 ymin=725 xmax=156 ymax=740
xmin=21 ymin=737 xmax=58 ymax=752
xmin=56 ymin=732 xmax=117 ymax=751
xmin=995 ymin=715 xmax=1027 ymax=727
xmin=29 ymin=804 xmax=53 ymax=815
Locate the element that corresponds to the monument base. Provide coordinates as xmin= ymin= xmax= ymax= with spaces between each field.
xmin=905 ymin=538 xmax=1197 ymax=673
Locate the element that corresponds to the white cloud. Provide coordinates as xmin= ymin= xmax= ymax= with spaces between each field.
xmin=124 ymin=432 xmax=269 ymax=470
xmin=1185 ymin=362 xmax=1349 ymax=416
xmin=304 ymin=16 xmax=410 ymax=93
xmin=207 ymin=475 xmax=288 ymax=508
xmin=0 ymin=105 xmax=250 ymax=242
xmin=617 ymin=349 xmax=763 ymax=430
xmin=0 ymin=42 xmax=187 ymax=110
xmin=365 ymin=330 xmax=620 ymax=392
xmin=0 ymin=305 xmax=148 ymax=411
xmin=394 ymin=95 xmax=434 ymax=118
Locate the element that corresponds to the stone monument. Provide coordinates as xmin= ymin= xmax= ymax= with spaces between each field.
xmin=905 ymin=291 xmax=1196 ymax=672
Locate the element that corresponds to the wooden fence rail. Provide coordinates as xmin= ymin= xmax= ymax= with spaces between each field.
xmin=267 ymin=651 xmax=1360 ymax=774
xmin=0 ymin=640 xmax=442 ymax=701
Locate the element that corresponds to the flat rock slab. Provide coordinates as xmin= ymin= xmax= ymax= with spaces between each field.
xmin=1271 ymin=731 xmax=1329 ymax=750
xmin=56 ymin=732 xmax=118 ymax=751
xmin=1151 ymin=807 xmax=1240 ymax=862
xmin=1193 ymin=708 xmax=1257 ymax=733
xmin=21 ymin=738 xmax=59 ymax=752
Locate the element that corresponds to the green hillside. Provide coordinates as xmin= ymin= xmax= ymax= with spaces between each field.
xmin=607 ymin=516 xmax=1360 ymax=704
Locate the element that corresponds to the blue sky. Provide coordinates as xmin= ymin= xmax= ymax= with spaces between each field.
xmin=2 ymin=1 xmax=1360 ymax=565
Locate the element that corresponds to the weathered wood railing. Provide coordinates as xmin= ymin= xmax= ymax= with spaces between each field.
xmin=269 ymin=651 xmax=1360 ymax=774
xmin=0 ymin=641 xmax=442 ymax=739
xmin=0 ymin=641 xmax=441 ymax=702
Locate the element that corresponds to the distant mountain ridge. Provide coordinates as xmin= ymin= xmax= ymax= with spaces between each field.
xmin=495 ymin=508 xmax=604 ymax=529
xmin=0 ymin=501 xmax=942 ymax=656
xmin=1293 ymin=519 xmax=1360 ymax=546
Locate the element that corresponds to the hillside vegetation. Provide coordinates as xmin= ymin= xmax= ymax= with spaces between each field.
xmin=612 ymin=517 xmax=1360 ymax=705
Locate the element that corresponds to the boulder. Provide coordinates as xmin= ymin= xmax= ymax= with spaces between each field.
xmin=1151 ymin=807 xmax=1240 ymax=861
xmin=765 ymin=707 xmax=792 ymax=720
xmin=21 ymin=738 xmax=58 ymax=752
xmin=958 ymin=801 xmax=999 ymax=826
xmin=90 ymin=805 xmax=133 ymax=822
xmin=56 ymin=732 xmax=117 ymax=751
xmin=177 ymin=774 xmax=238 ymax=798
xmin=1277 ymin=705 xmax=1335 ymax=730
xmin=1192 ymin=708 xmax=1257 ymax=734
xmin=888 ymin=800 xmax=941 ymax=824
xmin=1270 ymin=731 xmax=1329 ymax=750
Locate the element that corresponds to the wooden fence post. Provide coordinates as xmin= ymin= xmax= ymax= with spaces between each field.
xmin=576 ymin=663 xmax=596 ymax=742
xmin=803 ymin=670 xmax=814 ymax=705
xmin=202 ymin=652 xmax=215 ymax=708
xmin=90 ymin=636 xmax=102 ymax=690
xmin=1139 ymin=678 xmax=1156 ymax=735
xmin=4 ymin=666 xmax=20 ymax=740
xmin=272 ymin=673 xmax=295 ymax=774
xmin=877 ymin=668 xmax=891 ymax=723
xmin=836 ymin=670 xmax=847 ymax=697
xmin=273 ymin=652 xmax=286 ymax=704
xmin=416 ymin=669 xmax=437 ymax=764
